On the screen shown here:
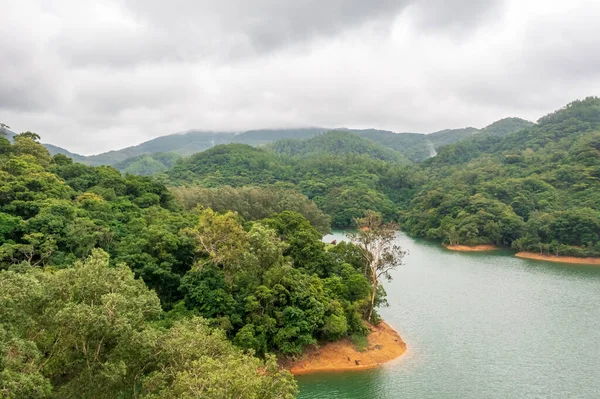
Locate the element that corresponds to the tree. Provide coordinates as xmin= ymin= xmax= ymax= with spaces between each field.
xmin=139 ymin=318 xmax=297 ymax=399
xmin=184 ymin=209 xmax=249 ymax=284
xmin=0 ymin=249 xmax=163 ymax=398
xmin=349 ymin=211 xmax=407 ymax=322
xmin=0 ymin=123 xmax=9 ymax=137
xmin=0 ymin=250 xmax=298 ymax=399
xmin=15 ymin=132 xmax=41 ymax=142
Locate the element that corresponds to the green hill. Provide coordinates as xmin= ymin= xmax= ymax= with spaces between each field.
xmin=49 ymin=129 xmax=326 ymax=168
xmin=270 ymin=131 xmax=409 ymax=163
xmin=232 ymin=127 xmax=327 ymax=145
xmin=82 ymin=131 xmax=236 ymax=166
xmin=166 ymin=143 xmax=290 ymax=186
xmin=113 ymin=152 xmax=182 ymax=176
xmin=351 ymin=121 xmax=533 ymax=162
xmin=480 ymin=117 xmax=535 ymax=137
xmin=402 ymin=97 xmax=600 ymax=257
xmin=23 ymin=120 xmax=533 ymax=170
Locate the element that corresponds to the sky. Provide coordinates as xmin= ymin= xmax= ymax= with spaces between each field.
xmin=1 ymin=0 xmax=599 ymax=155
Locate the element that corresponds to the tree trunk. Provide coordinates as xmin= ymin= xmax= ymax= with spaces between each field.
xmin=367 ymin=278 xmax=377 ymax=322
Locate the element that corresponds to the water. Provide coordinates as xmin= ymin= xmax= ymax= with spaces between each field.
xmin=297 ymin=232 xmax=600 ymax=399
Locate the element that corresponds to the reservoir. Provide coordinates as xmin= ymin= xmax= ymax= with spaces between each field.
xmin=297 ymin=231 xmax=600 ymax=398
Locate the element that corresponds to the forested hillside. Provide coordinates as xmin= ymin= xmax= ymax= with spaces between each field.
xmin=163 ymin=141 xmax=408 ymax=227
xmin=352 ymin=118 xmax=533 ymax=162
xmin=113 ymin=152 xmax=182 ymax=176
xmin=30 ymin=118 xmax=532 ymax=172
xmin=402 ymin=97 xmax=600 ymax=257
xmin=0 ymin=131 xmax=393 ymax=397
xmin=269 ymin=131 xmax=409 ymax=163
xmin=159 ymin=98 xmax=599 ymax=256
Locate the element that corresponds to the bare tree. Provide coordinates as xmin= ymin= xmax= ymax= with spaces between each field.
xmin=348 ymin=211 xmax=407 ymax=322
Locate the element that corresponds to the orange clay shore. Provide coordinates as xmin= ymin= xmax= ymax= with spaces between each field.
xmin=515 ymin=252 xmax=600 ymax=265
xmin=283 ymin=322 xmax=406 ymax=375
xmin=444 ymin=244 xmax=499 ymax=252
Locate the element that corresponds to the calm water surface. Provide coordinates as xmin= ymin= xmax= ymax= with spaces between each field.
xmin=297 ymin=232 xmax=600 ymax=399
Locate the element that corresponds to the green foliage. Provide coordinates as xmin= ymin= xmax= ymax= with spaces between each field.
xmin=0 ymin=249 xmax=162 ymax=398
xmin=113 ymin=152 xmax=181 ymax=176
xmin=269 ymin=131 xmax=409 ymax=163
xmin=167 ymin=144 xmax=290 ymax=187
xmin=0 ymin=134 xmax=376 ymax=364
xmin=402 ymin=97 xmax=600 ymax=256
xmin=139 ymin=318 xmax=298 ymax=399
xmin=178 ymin=209 xmax=373 ymax=355
xmin=0 ymin=250 xmax=297 ymax=398
xmin=318 ymin=185 xmax=396 ymax=227
xmin=172 ymin=185 xmax=331 ymax=234
xmin=162 ymin=138 xmax=410 ymax=228
xmin=480 ymin=117 xmax=535 ymax=137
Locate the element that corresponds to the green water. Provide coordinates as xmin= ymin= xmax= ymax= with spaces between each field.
xmin=297 ymin=232 xmax=600 ymax=399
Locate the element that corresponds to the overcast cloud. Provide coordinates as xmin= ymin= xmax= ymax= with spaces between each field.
xmin=1 ymin=0 xmax=599 ymax=154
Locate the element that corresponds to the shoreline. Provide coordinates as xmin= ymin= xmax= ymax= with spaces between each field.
xmin=283 ymin=322 xmax=406 ymax=376
xmin=444 ymin=244 xmax=499 ymax=252
xmin=515 ymin=252 xmax=600 ymax=265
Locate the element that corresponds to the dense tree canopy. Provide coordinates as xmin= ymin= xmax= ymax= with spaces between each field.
xmin=0 ymin=133 xmax=389 ymax=397
xmin=0 ymin=249 xmax=297 ymax=398
xmin=269 ymin=131 xmax=409 ymax=164
xmin=171 ymin=185 xmax=331 ymax=234
xmin=402 ymin=97 xmax=600 ymax=256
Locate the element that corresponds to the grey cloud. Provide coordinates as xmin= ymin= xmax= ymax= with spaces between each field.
xmin=406 ymin=0 xmax=505 ymax=32
xmin=55 ymin=0 xmax=410 ymax=67
xmin=0 ymin=11 xmax=62 ymax=111
xmin=437 ymin=0 xmax=600 ymax=114
xmin=56 ymin=0 xmax=503 ymax=68
xmin=126 ymin=0 xmax=406 ymax=50
xmin=1 ymin=0 xmax=599 ymax=155
xmin=521 ymin=3 xmax=600 ymax=81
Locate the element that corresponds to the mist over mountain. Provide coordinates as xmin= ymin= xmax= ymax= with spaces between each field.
xmin=32 ymin=118 xmax=534 ymax=174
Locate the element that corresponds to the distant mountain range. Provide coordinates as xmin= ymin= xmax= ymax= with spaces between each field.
xmin=8 ymin=118 xmax=535 ymax=173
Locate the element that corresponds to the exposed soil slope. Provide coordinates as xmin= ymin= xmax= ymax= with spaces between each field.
xmin=284 ymin=322 xmax=406 ymax=375
xmin=444 ymin=244 xmax=499 ymax=252
xmin=515 ymin=252 xmax=600 ymax=265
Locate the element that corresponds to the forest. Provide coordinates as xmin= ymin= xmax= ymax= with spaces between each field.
xmin=163 ymin=98 xmax=600 ymax=256
xmin=402 ymin=98 xmax=600 ymax=256
xmin=1 ymin=97 xmax=599 ymax=397
xmin=0 ymin=130 xmax=396 ymax=398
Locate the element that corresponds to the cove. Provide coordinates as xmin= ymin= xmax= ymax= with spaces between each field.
xmin=297 ymin=231 xmax=600 ymax=399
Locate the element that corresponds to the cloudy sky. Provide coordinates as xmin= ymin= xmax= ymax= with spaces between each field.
xmin=1 ymin=0 xmax=599 ymax=154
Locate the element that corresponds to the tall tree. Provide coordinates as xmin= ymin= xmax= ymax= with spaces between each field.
xmin=184 ymin=208 xmax=249 ymax=284
xmin=349 ymin=211 xmax=407 ymax=322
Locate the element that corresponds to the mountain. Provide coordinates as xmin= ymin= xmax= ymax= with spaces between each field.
xmin=82 ymin=131 xmax=237 ymax=166
xmin=44 ymin=143 xmax=88 ymax=162
xmin=269 ymin=131 xmax=410 ymax=163
xmin=350 ymin=119 xmax=533 ymax=162
xmin=2 ymin=127 xmax=89 ymax=162
xmin=349 ymin=127 xmax=479 ymax=162
xmin=479 ymin=117 xmax=535 ymax=137
xmin=9 ymin=118 xmax=534 ymax=170
xmin=231 ymin=127 xmax=327 ymax=145
xmin=49 ymin=128 xmax=327 ymax=168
